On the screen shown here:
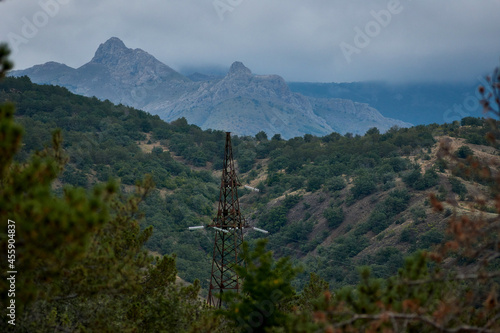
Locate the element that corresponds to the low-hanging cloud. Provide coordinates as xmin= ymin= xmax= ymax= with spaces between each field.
xmin=0 ymin=0 xmax=499 ymax=83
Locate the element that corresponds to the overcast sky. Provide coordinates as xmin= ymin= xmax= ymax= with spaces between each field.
xmin=0 ymin=0 xmax=499 ymax=83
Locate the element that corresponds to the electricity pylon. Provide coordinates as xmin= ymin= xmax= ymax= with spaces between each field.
xmin=207 ymin=132 xmax=247 ymax=308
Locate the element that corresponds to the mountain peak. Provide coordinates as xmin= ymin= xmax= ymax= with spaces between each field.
xmin=104 ymin=37 xmax=126 ymax=48
xmin=228 ymin=61 xmax=252 ymax=77
xmin=91 ymin=37 xmax=130 ymax=65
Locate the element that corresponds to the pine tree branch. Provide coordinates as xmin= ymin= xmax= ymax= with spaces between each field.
xmin=51 ymin=293 xmax=79 ymax=301
xmin=333 ymin=312 xmax=497 ymax=333
xmin=401 ymin=271 xmax=500 ymax=286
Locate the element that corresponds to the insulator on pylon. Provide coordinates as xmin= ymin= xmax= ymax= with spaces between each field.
xmin=253 ymin=227 xmax=269 ymax=234
xmin=212 ymin=227 xmax=229 ymax=234
xmin=188 ymin=226 xmax=204 ymax=230
xmin=244 ymin=185 xmax=260 ymax=192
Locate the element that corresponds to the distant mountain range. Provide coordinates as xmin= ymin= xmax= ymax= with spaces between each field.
xmin=288 ymin=81 xmax=482 ymax=125
xmin=11 ymin=37 xmax=414 ymax=138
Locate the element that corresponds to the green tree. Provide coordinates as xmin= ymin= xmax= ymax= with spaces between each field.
xmin=455 ymin=145 xmax=474 ymax=159
xmin=323 ymin=206 xmax=344 ymax=229
xmin=295 ymin=273 xmax=329 ymax=312
xmin=255 ymin=131 xmax=268 ymax=141
xmin=221 ymin=239 xmax=300 ymax=333
xmin=0 ymin=47 xmax=204 ymax=332
xmin=0 ymin=43 xmax=13 ymax=79
xmin=288 ymin=66 xmax=500 ymax=333
xmin=271 ymin=133 xmax=282 ymax=141
xmin=449 ymin=176 xmax=468 ymax=200
xmin=351 ymin=173 xmax=377 ymax=200
xmin=326 ymin=176 xmax=346 ymax=192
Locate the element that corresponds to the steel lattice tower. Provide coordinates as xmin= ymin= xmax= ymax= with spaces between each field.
xmin=207 ymin=132 xmax=247 ymax=308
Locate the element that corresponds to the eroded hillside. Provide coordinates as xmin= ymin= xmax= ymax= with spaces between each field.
xmin=2 ymin=75 xmax=497 ymax=290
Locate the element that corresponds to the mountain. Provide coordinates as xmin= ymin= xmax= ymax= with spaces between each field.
xmin=146 ymin=61 xmax=334 ymax=138
xmin=11 ymin=37 xmax=411 ymax=138
xmin=289 ymin=81 xmax=481 ymax=125
xmin=12 ymin=37 xmax=191 ymax=108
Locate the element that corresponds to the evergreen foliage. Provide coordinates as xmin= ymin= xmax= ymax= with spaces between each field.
xmin=0 ymin=49 xmax=205 ymax=332
xmin=221 ymin=239 xmax=300 ymax=332
xmin=1 ymin=41 xmax=500 ymax=331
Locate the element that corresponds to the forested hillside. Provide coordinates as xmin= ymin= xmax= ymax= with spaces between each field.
xmin=2 ymin=64 xmax=500 ymax=331
xmin=2 ymin=75 xmax=496 ymax=287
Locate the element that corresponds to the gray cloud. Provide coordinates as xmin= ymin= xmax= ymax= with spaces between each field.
xmin=0 ymin=0 xmax=499 ymax=83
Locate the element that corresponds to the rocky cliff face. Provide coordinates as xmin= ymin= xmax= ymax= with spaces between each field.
xmin=12 ymin=37 xmax=411 ymax=138
xmin=13 ymin=37 xmax=192 ymax=108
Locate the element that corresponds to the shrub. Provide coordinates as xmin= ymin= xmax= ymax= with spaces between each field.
xmin=455 ymin=145 xmax=474 ymax=159
xmin=417 ymin=229 xmax=445 ymax=249
xmin=399 ymin=227 xmax=416 ymax=243
xmin=449 ymin=176 xmax=468 ymax=199
xmin=410 ymin=206 xmax=427 ymax=224
xmin=323 ymin=206 xmax=344 ymax=229
xmin=460 ymin=117 xmax=483 ymax=127
xmin=404 ymin=167 xmax=439 ymax=190
xmin=326 ymin=176 xmax=346 ymax=192
xmin=351 ymin=174 xmax=377 ymax=200
xmin=307 ymin=175 xmax=324 ymax=192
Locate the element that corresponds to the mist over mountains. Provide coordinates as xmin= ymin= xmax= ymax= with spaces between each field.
xmin=11 ymin=37 xmax=415 ymax=139
xmin=289 ymin=81 xmax=482 ymax=126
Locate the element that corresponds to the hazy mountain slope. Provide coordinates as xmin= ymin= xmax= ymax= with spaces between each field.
xmin=311 ymin=98 xmax=407 ymax=134
xmin=289 ymin=81 xmax=480 ymax=125
xmin=146 ymin=61 xmax=335 ymax=138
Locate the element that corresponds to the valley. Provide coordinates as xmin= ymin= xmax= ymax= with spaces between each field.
xmin=2 ymin=75 xmax=496 ymax=290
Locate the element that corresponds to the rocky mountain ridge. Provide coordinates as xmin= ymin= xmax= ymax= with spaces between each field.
xmin=12 ymin=37 xmax=411 ymax=138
